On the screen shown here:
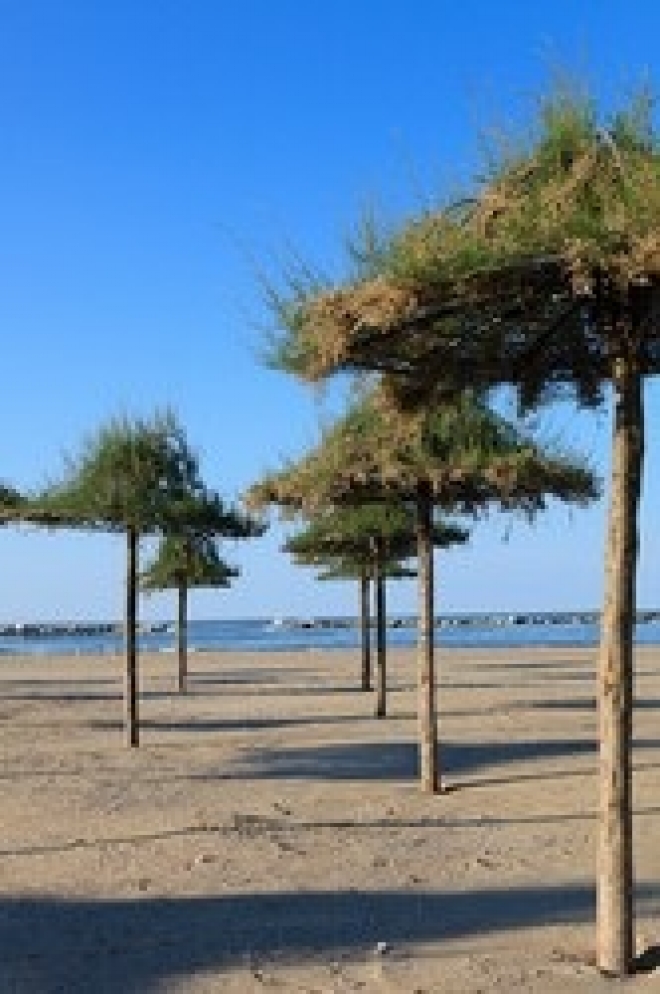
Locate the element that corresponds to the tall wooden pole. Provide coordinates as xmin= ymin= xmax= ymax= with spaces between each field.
xmin=359 ymin=570 xmax=372 ymax=691
xmin=124 ymin=527 xmax=139 ymax=748
xmin=597 ymin=352 xmax=643 ymax=976
xmin=177 ymin=580 xmax=188 ymax=693
xmin=374 ymin=537 xmax=387 ymax=718
xmin=417 ymin=482 xmax=438 ymax=793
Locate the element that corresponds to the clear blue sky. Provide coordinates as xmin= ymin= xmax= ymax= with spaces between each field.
xmin=1 ymin=0 xmax=658 ymax=622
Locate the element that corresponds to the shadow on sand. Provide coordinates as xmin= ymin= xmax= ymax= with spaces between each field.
xmin=520 ymin=696 xmax=660 ymax=713
xmin=87 ymin=713 xmax=398 ymax=734
xmin=2 ymin=883 xmax=659 ymax=993
xmin=227 ymin=737 xmax=599 ymax=783
xmin=0 ymin=883 xmax=593 ymax=993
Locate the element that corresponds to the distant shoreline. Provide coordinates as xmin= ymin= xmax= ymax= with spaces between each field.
xmin=1 ymin=610 xmax=659 ymax=638
xmin=1 ymin=614 xmax=660 ymax=657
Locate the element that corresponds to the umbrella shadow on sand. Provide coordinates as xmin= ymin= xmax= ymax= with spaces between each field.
xmin=228 ymin=737 xmax=600 ymax=783
xmin=2 ymin=884 xmax=660 ymax=993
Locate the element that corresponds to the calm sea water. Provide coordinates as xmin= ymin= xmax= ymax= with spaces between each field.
xmin=1 ymin=616 xmax=660 ymax=657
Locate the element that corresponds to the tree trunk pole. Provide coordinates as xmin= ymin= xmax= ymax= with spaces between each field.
xmin=374 ymin=538 xmax=387 ymax=718
xmin=359 ymin=571 xmax=372 ymax=691
xmin=597 ymin=356 xmax=643 ymax=976
xmin=124 ymin=527 xmax=139 ymax=748
xmin=177 ymin=581 xmax=188 ymax=693
xmin=417 ymin=482 xmax=438 ymax=793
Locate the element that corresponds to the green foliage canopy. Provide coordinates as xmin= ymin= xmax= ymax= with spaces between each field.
xmin=283 ymin=503 xmax=468 ymax=567
xmin=35 ymin=410 xmax=262 ymax=540
xmin=270 ymin=88 xmax=660 ymax=411
xmin=37 ymin=411 xmax=199 ymax=532
xmin=140 ymin=535 xmax=239 ymax=593
xmin=0 ymin=483 xmax=23 ymax=511
xmin=315 ymin=557 xmax=416 ymax=581
xmin=247 ymin=386 xmax=598 ymax=518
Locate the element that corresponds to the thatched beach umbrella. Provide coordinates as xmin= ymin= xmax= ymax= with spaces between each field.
xmin=37 ymin=410 xmax=253 ymax=747
xmin=140 ymin=535 xmax=241 ymax=693
xmin=284 ymin=503 xmax=467 ymax=707
xmin=315 ymin=555 xmax=417 ymax=694
xmin=314 ymin=554 xmax=417 ymax=693
xmin=268 ymin=88 xmax=656 ymax=975
xmin=248 ymin=387 xmax=596 ymax=791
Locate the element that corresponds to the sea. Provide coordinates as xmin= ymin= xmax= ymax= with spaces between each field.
xmin=1 ymin=615 xmax=660 ymax=657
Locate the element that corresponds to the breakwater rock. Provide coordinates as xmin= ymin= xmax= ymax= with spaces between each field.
xmin=272 ymin=609 xmax=660 ymax=631
xmin=0 ymin=621 xmax=170 ymax=638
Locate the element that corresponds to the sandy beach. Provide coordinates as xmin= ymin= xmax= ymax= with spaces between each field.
xmin=1 ymin=644 xmax=660 ymax=992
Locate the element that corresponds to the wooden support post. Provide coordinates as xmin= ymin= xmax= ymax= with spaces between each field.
xmin=124 ymin=527 xmax=139 ymax=748
xmin=597 ymin=354 xmax=642 ymax=976
xmin=417 ymin=482 xmax=438 ymax=793
xmin=360 ymin=571 xmax=372 ymax=691
xmin=374 ymin=537 xmax=387 ymax=718
xmin=177 ymin=581 xmax=188 ymax=693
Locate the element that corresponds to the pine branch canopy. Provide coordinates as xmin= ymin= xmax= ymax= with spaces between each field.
xmin=34 ymin=410 xmax=265 ymax=539
xmin=34 ymin=411 xmax=199 ymax=532
xmin=315 ymin=557 xmax=417 ymax=581
xmin=246 ymin=386 xmax=598 ymax=517
xmin=283 ymin=502 xmax=469 ymax=565
xmin=270 ymin=87 xmax=660 ymax=410
xmin=0 ymin=482 xmax=89 ymax=528
xmin=140 ymin=534 xmax=239 ymax=592
xmin=0 ymin=483 xmax=24 ymax=514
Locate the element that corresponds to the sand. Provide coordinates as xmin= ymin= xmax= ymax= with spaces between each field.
xmin=1 ymin=643 xmax=660 ymax=993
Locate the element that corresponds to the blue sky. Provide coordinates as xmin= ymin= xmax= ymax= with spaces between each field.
xmin=0 ymin=0 xmax=659 ymax=621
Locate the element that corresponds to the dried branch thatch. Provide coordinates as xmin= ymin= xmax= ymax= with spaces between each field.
xmin=315 ymin=558 xmax=417 ymax=581
xmin=140 ymin=535 xmax=239 ymax=592
xmin=272 ymin=90 xmax=660 ymax=408
xmin=246 ymin=387 xmax=598 ymax=518
xmin=284 ymin=503 xmax=468 ymax=567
